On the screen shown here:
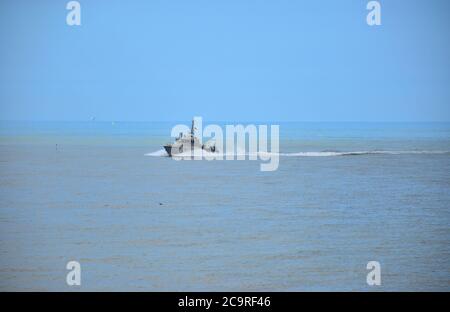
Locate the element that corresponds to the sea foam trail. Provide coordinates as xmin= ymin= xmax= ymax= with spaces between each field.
xmin=145 ymin=149 xmax=248 ymax=158
xmin=145 ymin=149 xmax=450 ymax=157
xmin=278 ymin=150 xmax=450 ymax=157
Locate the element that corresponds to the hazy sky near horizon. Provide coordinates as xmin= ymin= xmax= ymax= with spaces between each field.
xmin=0 ymin=0 xmax=449 ymax=122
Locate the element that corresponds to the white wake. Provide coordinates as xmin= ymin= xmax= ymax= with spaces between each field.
xmin=145 ymin=149 xmax=450 ymax=158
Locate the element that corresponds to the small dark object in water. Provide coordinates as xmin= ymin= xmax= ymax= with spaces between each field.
xmin=159 ymin=202 xmax=163 ymax=205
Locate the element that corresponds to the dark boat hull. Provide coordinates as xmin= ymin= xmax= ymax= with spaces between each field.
xmin=163 ymin=145 xmax=178 ymax=157
xmin=164 ymin=143 xmax=215 ymax=157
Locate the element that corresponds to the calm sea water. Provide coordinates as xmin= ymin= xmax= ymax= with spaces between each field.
xmin=0 ymin=121 xmax=449 ymax=291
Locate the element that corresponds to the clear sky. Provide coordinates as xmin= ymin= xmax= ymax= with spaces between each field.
xmin=0 ymin=0 xmax=449 ymax=122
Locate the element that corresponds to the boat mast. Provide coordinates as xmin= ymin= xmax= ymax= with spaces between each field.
xmin=191 ymin=119 xmax=195 ymax=144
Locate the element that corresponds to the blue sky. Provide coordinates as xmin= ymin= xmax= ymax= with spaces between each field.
xmin=0 ymin=0 xmax=449 ymax=122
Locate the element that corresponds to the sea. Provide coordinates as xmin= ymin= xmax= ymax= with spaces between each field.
xmin=0 ymin=121 xmax=449 ymax=291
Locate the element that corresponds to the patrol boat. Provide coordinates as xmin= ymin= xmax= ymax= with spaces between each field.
xmin=163 ymin=119 xmax=216 ymax=157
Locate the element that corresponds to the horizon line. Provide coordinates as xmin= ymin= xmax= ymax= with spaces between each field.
xmin=1 ymin=119 xmax=450 ymax=124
